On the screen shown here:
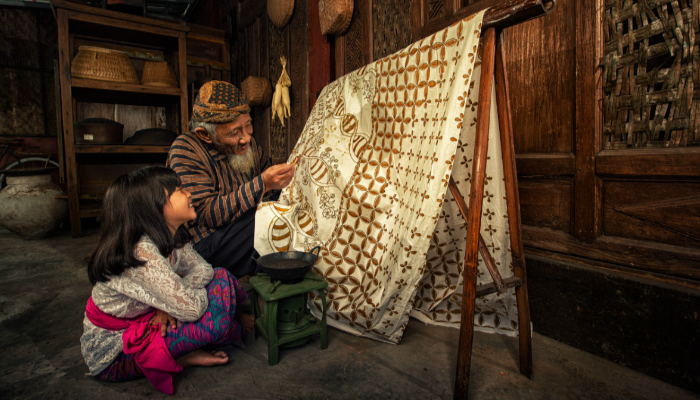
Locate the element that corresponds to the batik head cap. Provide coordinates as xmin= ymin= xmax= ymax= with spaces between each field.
xmin=191 ymin=80 xmax=251 ymax=124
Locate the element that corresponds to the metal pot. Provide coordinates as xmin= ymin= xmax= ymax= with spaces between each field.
xmin=74 ymin=118 xmax=124 ymax=144
xmin=124 ymin=128 xmax=177 ymax=145
xmin=254 ymin=246 xmax=322 ymax=284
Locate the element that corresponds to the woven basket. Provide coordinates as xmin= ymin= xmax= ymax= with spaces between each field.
xmin=241 ymin=76 xmax=272 ymax=107
xmin=319 ymin=0 xmax=353 ymax=35
xmin=71 ymin=46 xmax=139 ymax=84
xmin=141 ymin=60 xmax=179 ymax=88
xmin=268 ymin=0 xmax=295 ymax=28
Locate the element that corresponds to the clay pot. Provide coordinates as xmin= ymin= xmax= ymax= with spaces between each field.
xmin=0 ymin=170 xmax=68 ymax=240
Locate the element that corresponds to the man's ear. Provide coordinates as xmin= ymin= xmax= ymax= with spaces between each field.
xmin=194 ymin=127 xmax=213 ymax=144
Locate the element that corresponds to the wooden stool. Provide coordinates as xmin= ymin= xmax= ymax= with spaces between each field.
xmin=250 ymin=271 xmax=328 ymax=366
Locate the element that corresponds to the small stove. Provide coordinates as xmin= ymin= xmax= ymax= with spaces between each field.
xmin=250 ymin=271 xmax=328 ymax=365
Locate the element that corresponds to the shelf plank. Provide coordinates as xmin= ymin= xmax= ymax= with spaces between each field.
xmin=75 ymin=144 xmax=171 ymax=154
xmin=71 ymin=78 xmax=181 ymax=96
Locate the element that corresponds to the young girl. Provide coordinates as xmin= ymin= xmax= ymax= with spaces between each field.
xmin=80 ymin=166 xmax=254 ymax=394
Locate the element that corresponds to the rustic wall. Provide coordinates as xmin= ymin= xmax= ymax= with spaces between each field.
xmin=0 ymin=8 xmax=58 ymax=137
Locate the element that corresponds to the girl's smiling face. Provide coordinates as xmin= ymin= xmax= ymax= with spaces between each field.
xmin=163 ymin=187 xmax=196 ymax=235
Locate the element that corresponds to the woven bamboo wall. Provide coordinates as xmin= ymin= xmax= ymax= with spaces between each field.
xmin=603 ymin=0 xmax=700 ymax=148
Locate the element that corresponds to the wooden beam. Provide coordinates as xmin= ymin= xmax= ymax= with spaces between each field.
xmin=573 ymin=0 xmax=603 ymax=242
xmin=51 ymin=0 xmax=189 ymax=31
xmin=454 ymin=27 xmax=497 ymax=400
xmin=515 ymin=153 xmax=575 ymax=177
xmin=476 ymin=276 xmax=522 ymax=297
xmin=420 ymin=0 xmax=555 ymax=39
xmin=596 ymin=148 xmax=700 ymax=178
xmin=522 ymin=226 xmax=700 ymax=280
xmin=449 ymin=179 xmax=506 ymax=294
xmin=495 ymin=30 xmax=533 ymax=379
xmin=57 ymin=9 xmax=81 ymax=238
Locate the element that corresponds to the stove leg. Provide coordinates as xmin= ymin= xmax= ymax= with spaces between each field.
xmin=252 ymin=290 xmax=260 ymax=340
xmin=265 ymin=300 xmax=279 ymax=366
xmin=319 ymin=291 xmax=328 ymax=350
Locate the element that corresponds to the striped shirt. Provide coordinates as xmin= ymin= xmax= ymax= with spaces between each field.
xmin=166 ymin=131 xmax=271 ymax=244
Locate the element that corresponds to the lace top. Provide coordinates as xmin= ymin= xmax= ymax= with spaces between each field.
xmin=80 ymin=236 xmax=214 ymax=375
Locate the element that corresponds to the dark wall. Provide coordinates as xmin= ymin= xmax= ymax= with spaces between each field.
xmin=527 ymin=253 xmax=700 ymax=393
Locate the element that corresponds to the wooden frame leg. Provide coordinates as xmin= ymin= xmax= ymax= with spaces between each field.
xmin=495 ymin=31 xmax=533 ymax=379
xmin=454 ymin=27 xmax=497 ymax=400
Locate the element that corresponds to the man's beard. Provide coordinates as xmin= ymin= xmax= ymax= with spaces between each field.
xmin=210 ymin=136 xmax=256 ymax=176
xmin=227 ymin=146 xmax=256 ymax=176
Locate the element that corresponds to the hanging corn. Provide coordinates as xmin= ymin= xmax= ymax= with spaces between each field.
xmin=271 ymin=56 xmax=291 ymax=127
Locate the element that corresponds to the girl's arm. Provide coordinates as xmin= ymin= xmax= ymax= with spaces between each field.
xmin=176 ymin=243 xmax=214 ymax=289
xmin=112 ymin=240 xmax=208 ymax=322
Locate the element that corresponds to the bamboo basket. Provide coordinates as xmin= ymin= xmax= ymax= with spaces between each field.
xmin=268 ymin=0 xmax=294 ymax=29
xmin=241 ymin=76 xmax=272 ymax=107
xmin=141 ymin=60 xmax=179 ymax=88
xmin=319 ymin=0 xmax=353 ymax=35
xmin=71 ymin=46 xmax=139 ymax=84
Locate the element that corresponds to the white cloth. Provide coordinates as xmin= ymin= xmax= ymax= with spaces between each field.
xmin=255 ymin=11 xmax=495 ymax=344
xmin=80 ymin=236 xmax=213 ymax=375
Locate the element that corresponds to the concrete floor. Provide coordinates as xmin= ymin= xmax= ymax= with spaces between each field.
xmin=0 ymin=227 xmax=698 ymax=400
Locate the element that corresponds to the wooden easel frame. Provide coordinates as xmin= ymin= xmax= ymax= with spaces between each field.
xmin=448 ymin=27 xmax=533 ymax=399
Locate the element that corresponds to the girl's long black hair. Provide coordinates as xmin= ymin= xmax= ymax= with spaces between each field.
xmin=88 ymin=166 xmax=191 ymax=285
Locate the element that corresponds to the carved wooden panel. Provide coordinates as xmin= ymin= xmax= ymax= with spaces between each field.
xmin=604 ymin=181 xmax=700 ymax=247
xmin=518 ymin=179 xmax=571 ymax=232
xmin=344 ymin=0 xmax=366 ymax=74
xmin=372 ymin=0 xmax=413 ymax=61
xmin=268 ymin=20 xmax=287 ymax=159
xmin=288 ymin=0 xmax=309 ymax=152
xmin=603 ymin=0 xmax=700 ymax=148
xmin=427 ymin=0 xmax=446 ymax=23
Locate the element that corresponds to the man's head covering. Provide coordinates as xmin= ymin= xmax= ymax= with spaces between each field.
xmin=191 ymin=80 xmax=251 ymax=124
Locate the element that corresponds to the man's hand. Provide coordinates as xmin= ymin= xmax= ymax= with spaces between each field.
xmin=262 ymin=163 xmax=295 ymax=191
xmin=149 ymin=309 xmax=178 ymax=337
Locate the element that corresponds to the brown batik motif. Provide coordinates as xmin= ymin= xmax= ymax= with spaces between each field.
xmin=255 ymin=11 xmax=487 ymax=343
xmin=410 ymin=46 xmax=519 ymax=335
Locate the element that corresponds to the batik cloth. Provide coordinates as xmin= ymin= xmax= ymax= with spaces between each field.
xmin=97 ymin=268 xmax=247 ymax=382
xmin=409 ymin=52 xmax=520 ymax=336
xmin=254 ymin=11 xmax=505 ymax=344
xmin=192 ymin=80 xmax=251 ymax=124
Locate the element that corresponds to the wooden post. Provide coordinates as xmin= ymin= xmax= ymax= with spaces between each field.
xmin=495 ymin=31 xmax=533 ymax=378
xmin=453 ymin=27 xmax=497 ymax=400
xmin=56 ymin=9 xmax=81 ymax=238
xmin=178 ymin=32 xmax=188 ymax=134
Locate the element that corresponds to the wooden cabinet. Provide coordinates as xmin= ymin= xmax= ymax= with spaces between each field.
xmin=54 ymin=0 xmax=189 ymax=237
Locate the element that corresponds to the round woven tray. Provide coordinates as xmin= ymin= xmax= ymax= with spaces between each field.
xmin=241 ymin=76 xmax=272 ymax=107
xmin=268 ymin=0 xmax=295 ymax=28
xmin=71 ymin=46 xmax=139 ymax=84
xmin=319 ymin=0 xmax=353 ymax=36
xmin=141 ymin=60 xmax=179 ymax=88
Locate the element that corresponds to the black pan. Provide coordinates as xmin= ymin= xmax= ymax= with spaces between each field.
xmin=254 ymin=246 xmax=321 ymax=284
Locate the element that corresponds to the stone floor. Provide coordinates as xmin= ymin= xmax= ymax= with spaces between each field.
xmin=1 ymin=227 xmax=698 ymax=400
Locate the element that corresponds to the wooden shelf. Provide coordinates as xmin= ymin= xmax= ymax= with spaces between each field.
xmin=75 ymin=144 xmax=171 ymax=154
xmin=71 ymin=78 xmax=182 ymax=96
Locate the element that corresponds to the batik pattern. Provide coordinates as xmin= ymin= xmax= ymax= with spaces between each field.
xmin=255 ymin=11 xmax=488 ymax=343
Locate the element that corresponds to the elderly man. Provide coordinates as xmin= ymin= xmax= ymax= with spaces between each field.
xmin=167 ymin=80 xmax=294 ymax=278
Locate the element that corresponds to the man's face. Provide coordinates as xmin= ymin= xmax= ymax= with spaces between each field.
xmin=211 ymin=113 xmax=253 ymax=156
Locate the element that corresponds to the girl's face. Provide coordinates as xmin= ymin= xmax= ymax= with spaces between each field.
xmin=163 ymin=187 xmax=196 ymax=234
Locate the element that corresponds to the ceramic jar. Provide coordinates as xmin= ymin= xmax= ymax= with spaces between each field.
xmin=0 ymin=173 xmax=67 ymax=239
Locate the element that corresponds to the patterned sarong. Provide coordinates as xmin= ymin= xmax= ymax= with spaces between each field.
xmin=98 ymin=268 xmax=247 ymax=382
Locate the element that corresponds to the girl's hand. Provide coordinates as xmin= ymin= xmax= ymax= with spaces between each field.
xmin=149 ymin=309 xmax=178 ymax=337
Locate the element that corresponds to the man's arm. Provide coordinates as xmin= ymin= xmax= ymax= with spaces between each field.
xmin=168 ymin=142 xmax=265 ymax=230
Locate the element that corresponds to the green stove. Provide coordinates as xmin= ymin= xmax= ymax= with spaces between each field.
xmin=250 ymin=271 xmax=328 ymax=366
